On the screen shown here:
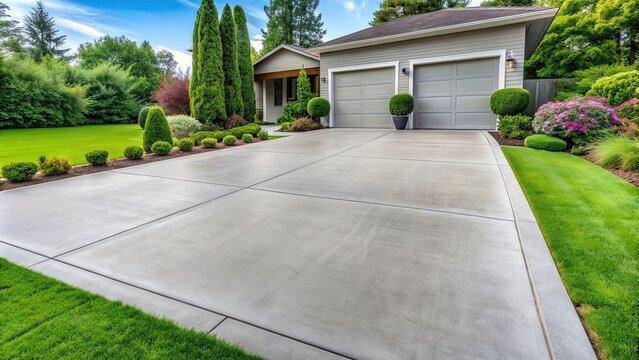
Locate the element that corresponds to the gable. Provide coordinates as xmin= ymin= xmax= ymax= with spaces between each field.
xmin=254 ymin=48 xmax=320 ymax=75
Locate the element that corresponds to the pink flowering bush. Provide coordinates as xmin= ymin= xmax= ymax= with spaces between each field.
xmin=615 ymin=98 xmax=639 ymax=124
xmin=532 ymin=97 xmax=619 ymax=140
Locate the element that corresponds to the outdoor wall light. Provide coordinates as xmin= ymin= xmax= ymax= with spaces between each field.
xmin=401 ymin=67 xmax=409 ymax=75
xmin=506 ymin=50 xmax=516 ymax=69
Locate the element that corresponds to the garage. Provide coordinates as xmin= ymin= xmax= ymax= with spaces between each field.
xmin=413 ymin=58 xmax=499 ymax=129
xmin=332 ymin=67 xmax=395 ymax=128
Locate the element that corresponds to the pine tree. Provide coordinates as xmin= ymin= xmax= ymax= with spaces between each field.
xmin=0 ymin=2 xmax=24 ymax=55
xmin=22 ymin=1 xmax=69 ymax=62
xmin=220 ymin=4 xmax=243 ymax=118
xmin=369 ymin=0 xmax=470 ymax=26
xmin=190 ymin=4 xmax=202 ymax=115
xmin=261 ymin=0 xmax=326 ymax=55
xmin=234 ymin=5 xmax=256 ymax=122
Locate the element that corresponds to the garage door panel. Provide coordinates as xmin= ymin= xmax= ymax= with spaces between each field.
xmin=455 ymin=113 xmax=494 ymax=127
xmin=333 ymin=67 xmax=394 ymax=128
xmin=364 ymin=84 xmax=394 ymax=98
xmin=363 ymin=99 xmax=388 ymax=112
xmin=414 ymin=113 xmax=453 ymax=127
xmin=362 ymin=114 xmax=392 ymax=128
xmin=334 ymin=86 xmax=362 ymax=100
xmin=363 ymin=68 xmax=394 ymax=84
xmin=417 ymin=97 xmax=452 ymax=110
xmin=335 ymin=100 xmax=362 ymax=114
xmin=335 ymin=114 xmax=362 ymax=127
xmin=456 ymin=59 xmax=497 ymax=76
xmin=456 ymin=78 xmax=495 ymax=92
xmin=456 ymin=95 xmax=491 ymax=110
xmin=420 ymin=80 xmax=453 ymax=94
xmin=417 ymin=63 xmax=453 ymax=79
xmin=334 ymin=72 xmax=361 ymax=86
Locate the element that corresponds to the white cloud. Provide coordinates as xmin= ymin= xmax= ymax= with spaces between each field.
xmin=250 ymin=40 xmax=263 ymax=53
xmin=57 ymin=17 xmax=104 ymax=37
xmin=343 ymin=1 xmax=356 ymax=11
xmin=173 ymin=0 xmax=198 ymax=9
xmin=244 ymin=5 xmax=267 ymax=21
xmin=157 ymin=45 xmax=192 ymax=74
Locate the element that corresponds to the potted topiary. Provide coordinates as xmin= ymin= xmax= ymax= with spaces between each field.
xmin=389 ymin=93 xmax=414 ymax=130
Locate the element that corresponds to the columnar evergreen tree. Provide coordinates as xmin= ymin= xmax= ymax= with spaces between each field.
xmin=234 ymin=5 xmax=256 ymax=122
xmin=22 ymin=1 xmax=69 ymax=62
xmin=261 ymin=0 xmax=326 ymax=55
xmin=190 ymin=4 xmax=202 ymax=115
xmin=219 ymin=4 xmax=243 ymax=117
xmin=296 ymin=69 xmax=312 ymax=110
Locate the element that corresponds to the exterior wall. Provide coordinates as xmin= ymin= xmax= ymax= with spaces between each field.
xmin=254 ymin=81 xmax=263 ymax=111
xmin=263 ymin=78 xmax=289 ymax=122
xmin=254 ymin=49 xmax=319 ymax=75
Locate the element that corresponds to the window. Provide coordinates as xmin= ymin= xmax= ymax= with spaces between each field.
xmin=309 ymin=75 xmax=318 ymax=95
xmin=274 ymin=78 xmax=282 ymax=106
xmin=286 ymin=77 xmax=297 ymax=101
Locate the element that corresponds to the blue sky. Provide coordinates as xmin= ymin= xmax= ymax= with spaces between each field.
xmin=4 ymin=0 xmax=481 ymax=71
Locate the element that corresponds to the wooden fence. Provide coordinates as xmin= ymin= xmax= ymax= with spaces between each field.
xmin=522 ymin=78 xmax=573 ymax=116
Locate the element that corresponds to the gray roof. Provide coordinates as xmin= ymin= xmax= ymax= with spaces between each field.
xmin=315 ymin=7 xmax=554 ymax=48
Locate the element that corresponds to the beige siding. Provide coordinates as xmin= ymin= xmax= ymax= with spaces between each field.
xmin=320 ymin=24 xmax=526 ymax=100
xmin=263 ymin=79 xmax=289 ymax=122
xmin=254 ymin=49 xmax=319 ymax=74
xmin=254 ymin=81 xmax=263 ymax=110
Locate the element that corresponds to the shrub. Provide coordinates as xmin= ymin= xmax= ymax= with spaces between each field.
xmin=389 ymin=93 xmax=414 ymax=116
xmin=590 ymin=137 xmax=639 ymax=171
xmin=587 ymin=71 xmax=639 ymax=106
xmin=200 ymin=123 xmax=222 ymax=131
xmin=277 ymin=101 xmax=305 ymax=124
xmin=241 ymin=134 xmax=253 ymax=143
xmin=39 ymin=156 xmax=72 ymax=175
xmin=151 ymin=141 xmax=172 ymax=156
xmin=124 ymin=146 xmax=144 ymax=160
xmin=191 ymin=131 xmax=217 ymax=145
xmin=570 ymin=64 xmax=637 ymax=95
xmin=172 ymin=137 xmax=179 ymax=146
xmin=153 ymin=75 xmax=190 ymax=115
xmin=212 ymin=130 xmax=231 ymax=141
xmin=524 ymin=134 xmax=567 ymax=151
xmin=229 ymin=123 xmax=261 ymax=138
xmin=143 ymin=106 xmax=173 ymax=152
xmin=201 ymin=138 xmax=217 ymax=148
xmin=276 ymin=113 xmax=295 ymax=125
xmin=615 ymin=98 xmax=639 ymax=124
xmin=279 ymin=122 xmax=292 ymax=132
xmin=257 ymin=130 xmax=269 ymax=140
xmin=225 ymin=114 xmax=247 ymax=129
xmin=307 ymin=97 xmax=330 ymax=118
xmin=85 ymin=150 xmax=109 ymax=165
xmin=612 ymin=117 xmax=639 ymax=138
xmin=177 ymin=138 xmax=194 ymax=151
xmin=296 ymin=69 xmax=313 ymax=110
xmin=2 ymin=162 xmax=38 ymax=182
xmin=490 ymin=88 xmax=530 ymax=116
xmin=138 ymin=106 xmax=150 ymax=129
xmin=291 ymin=117 xmax=320 ymax=132
xmin=223 ymin=135 xmax=237 ymax=146
xmin=167 ymin=115 xmax=202 ymax=138
xmin=498 ymin=115 xmax=533 ymax=139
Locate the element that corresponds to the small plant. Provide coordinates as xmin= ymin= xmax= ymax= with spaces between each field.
xmin=124 ymin=146 xmax=144 ymax=160
xmin=213 ymin=130 xmax=231 ymax=141
xmin=291 ymin=117 xmax=320 ymax=132
xmin=497 ymin=115 xmax=533 ymax=139
xmin=612 ymin=117 xmax=639 ymax=138
xmin=587 ymin=70 xmax=639 ymax=106
xmin=241 ymin=134 xmax=253 ymax=143
xmin=172 ymin=137 xmax=179 ymax=146
xmin=615 ymin=98 xmax=639 ymax=124
xmin=307 ymin=97 xmax=330 ymax=118
xmin=389 ymin=93 xmax=414 ymax=116
xmin=524 ymin=134 xmax=567 ymax=151
xmin=39 ymin=156 xmax=72 ymax=175
xmin=138 ymin=106 xmax=150 ymax=129
xmin=191 ymin=131 xmax=217 ymax=145
xmin=143 ymin=106 xmax=173 ymax=152
xmin=276 ymin=113 xmax=295 ymax=125
xmin=279 ymin=122 xmax=292 ymax=132
xmin=85 ymin=150 xmax=109 ymax=166
xmin=151 ymin=141 xmax=172 ymax=156
xmin=257 ymin=130 xmax=269 ymax=140
xmin=225 ymin=114 xmax=247 ymax=129
xmin=201 ymin=138 xmax=217 ymax=148
xmin=223 ymin=135 xmax=237 ymax=146
xmin=490 ymin=89 xmax=530 ymax=116
xmin=590 ymin=137 xmax=639 ymax=171
xmin=229 ymin=123 xmax=262 ymax=138
xmin=167 ymin=115 xmax=202 ymax=138
xmin=2 ymin=162 xmax=38 ymax=182
xmin=177 ymin=138 xmax=195 ymax=151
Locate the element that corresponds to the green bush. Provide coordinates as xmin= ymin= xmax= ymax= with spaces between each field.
xmin=277 ymin=101 xmax=305 ymax=124
xmin=615 ymin=98 xmax=639 ymax=124
xmin=389 ymin=93 xmax=414 ymax=116
xmin=172 ymin=137 xmax=179 ymax=147
xmin=177 ymin=138 xmax=194 ymax=151
xmin=279 ymin=122 xmax=292 ymax=132
xmin=191 ymin=131 xmax=217 ymax=145
xmin=225 ymin=114 xmax=247 ymax=129
xmin=222 ymin=135 xmax=237 ymax=146
xmin=212 ymin=130 xmax=231 ymax=141
xmin=241 ymin=134 xmax=253 ymax=143
xmin=167 ymin=115 xmax=202 ymax=138
xmin=498 ymin=115 xmax=533 ymax=139
xmin=2 ymin=162 xmax=38 ymax=182
xmin=291 ymin=117 xmax=320 ymax=132
xmin=587 ymin=71 xmax=639 ymax=106
xmin=229 ymin=123 xmax=261 ymax=138
xmin=220 ymin=4 xmax=244 ymax=118
xmin=296 ymin=69 xmax=313 ymax=110
xmin=201 ymin=138 xmax=217 ymax=148
xmin=138 ymin=106 xmax=150 ymax=129
xmin=590 ymin=137 xmax=639 ymax=171
xmin=124 ymin=146 xmax=144 ymax=160
xmin=151 ymin=141 xmax=172 ymax=156
xmin=307 ymin=97 xmax=330 ymax=118
xmin=524 ymin=134 xmax=567 ymax=151
xmin=85 ymin=150 xmax=109 ymax=165
xmin=143 ymin=106 xmax=173 ymax=152
xmin=490 ymin=88 xmax=530 ymax=116
xmin=257 ymin=130 xmax=269 ymax=140
xmin=39 ymin=156 xmax=72 ymax=175
xmin=570 ymin=64 xmax=637 ymax=95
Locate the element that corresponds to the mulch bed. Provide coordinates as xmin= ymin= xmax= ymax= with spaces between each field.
xmin=0 ymin=138 xmax=262 ymax=192
xmin=488 ymin=131 xmax=525 ymax=147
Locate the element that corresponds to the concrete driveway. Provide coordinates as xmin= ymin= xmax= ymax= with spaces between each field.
xmin=0 ymin=129 xmax=594 ymax=360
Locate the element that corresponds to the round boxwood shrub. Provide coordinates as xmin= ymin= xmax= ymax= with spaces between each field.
xmin=241 ymin=134 xmax=253 ymax=143
xmin=124 ymin=146 xmax=144 ymax=160
xmin=307 ymin=97 xmax=330 ymax=118
xmin=587 ymin=70 xmax=639 ymax=106
xmin=177 ymin=138 xmax=194 ymax=151
xmin=191 ymin=131 xmax=217 ymax=145
xmin=151 ymin=141 xmax=172 ymax=156
xmin=497 ymin=115 xmax=533 ymax=139
xmin=39 ymin=156 xmax=72 ymax=175
xmin=223 ymin=135 xmax=237 ymax=146
xmin=201 ymin=138 xmax=217 ymax=148
xmin=85 ymin=150 xmax=109 ymax=166
xmin=229 ymin=123 xmax=262 ymax=139
xmin=524 ymin=134 xmax=567 ymax=151
xmin=138 ymin=106 xmax=150 ymax=129
xmin=257 ymin=130 xmax=269 ymax=140
xmin=143 ymin=106 xmax=173 ymax=152
xmin=490 ymin=88 xmax=530 ymax=116
xmin=213 ymin=130 xmax=231 ymax=141
xmin=2 ymin=162 xmax=38 ymax=182
xmin=389 ymin=93 xmax=414 ymax=116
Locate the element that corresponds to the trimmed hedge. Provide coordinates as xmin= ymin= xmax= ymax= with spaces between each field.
xmin=229 ymin=123 xmax=261 ymax=138
xmin=124 ymin=146 xmax=144 ymax=160
xmin=241 ymin=134 xmax=253 ymax=143
xmin=151 ymin=141 xmax=172 ymax=156
xmin=138 ymin=106 xmax=150 ymax=129
xmin=490 ymin=89 xmax=530 ymax=116
xmin=223 ymin=135 xmax=237 ymax=146
xmin=85 ymin=150 xmax=109 ymax=165
xmin=587 ymin=70 xmax=639 ymax=106
xmin=2 ymin=162 xmax=38 ymax=182
xmin=191 ymin=131 xmax=217 ymax=145
xmin=201 ymin=138 xmax=217 ymax=148
xmin=143 ymin=106 xmax=173 ymax=152
xmin=177 ymin=138 xmax=194 ymax=151
xmin=389 ymin=93 xmax=414 ymax=116
xmin=307 ymin=97 xmax=330 ymax=118
xmin=524 ymin=134 xmax=567 ymax=151
xmin=257 ymin=130 xmax=269 ymax=140
xmin=39 ymin=156 xmax=72 ymax=175
xmin=498 ymin=115 xmax=533 ymax=139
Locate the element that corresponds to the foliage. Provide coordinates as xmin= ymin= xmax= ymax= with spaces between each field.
xmin=138 ymin=107 xmax=150 ymax=129
xmin=191 ymin=131 xmax=217 ymax=145
xmin=615 ymin=98 xmax=639 ymax=123
xmin=124 ymin=145 xmax=144 ymax=160
xmin=0 ymin=2 xmax=24 ymax=55
xmin=389 ymin=93 xmax=414 ymax=116
xmin=498 ymin=115 xmax=533 ymax=139
xmin=590 ymin=136 xmax=639 ymax=170
xmin=226 ymin=114 xmax=247 ymax=129
xmin=296 ymin=69 xmax=313 ymax=110
xmin=279 ymin=121 xmax=292 ymax=132
xmin=307 ymin=97 xmax=330 ymax=118
xmin=172 ymin=137 xmax=179 ymax=146
xmin=370 ymin=0 xmax=467 ymax=26
xmin=532 ymin=97 xmax=619 ymax=140
xmin=167 ymin=115 xmax=202 ymax=138
xmin=153 ymin=75 xmax=190 ymax=115
xmin=151 ymin=141 xmax=172 ymax=156
xmin=569 ymin=64 xmax=637 ymax=95
xmin=257 ymin=130 xmax=269 ymax=140
xmin=291 ymin=117 xmax=320 ymax=132
xmin=261 ymin=0 xmax=326 ymax=55
xmin=611 ymin=117 xmax=639 ymax=138
xmin=156 ymin=49 xmax=178 ymax=76
xmin=276 ymin=113 xmax=295 ymax=124
xmin=1 ymin=162 xmax=38 ymax=182
xmin=84 ymin=150 xmax=109 ymax=165
xmin=277 ymin=100 xmax=307 ymax=124
xmin=39 ymin=156 xmax=71 ymax=175
xmin=524 ymin=134 xmax=568 ymax=151
xmin=143 ymin=106 xmax=173 ymax=152
xmin=228 ymin=123 xmax=262 ymax=138
xmin=213 ymin=130 xmax=231 ymax=140
xmin=490 ymin=89 xmax=529 ymax=116
xmin=22 ymin=1 xmax=69 ymax=62
xmin=241 ymin=134 xmax=253 ymax=143
xmin=222 ymin=135 xmax=237 ymax=146
xmin=177 ymin=138 xmax=195 ymax=152
xmin=220 ymin=4 xmax=244 ymax=117
xmin=481 ymin=0 xmax=533 ymax=4
xmin=234 ymin=5 xmax=256 ymax=122
xmin=201 ymin=138 xmax=217 ymax=148
xmin=587 ymin=71 xmax=639 ymax=106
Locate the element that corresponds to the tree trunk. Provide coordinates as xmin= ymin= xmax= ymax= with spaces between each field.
xmin=630 ymin=35 xmax=637 ymax=65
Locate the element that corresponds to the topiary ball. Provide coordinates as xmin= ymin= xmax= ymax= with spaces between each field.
xmin=307 ymin=97 xmax=331 ymax=118
xmin=138 ymin=106 xmax=150 ymax=129
xmin=124 ymin=146 xmax=144 ymax=160
xmin=2 ymin=162 xmax=38 ymax=182
xmin=143 ymin=106 xmax=173 ymax=152
xmin=490 ymin=89 xmax=530 ymax=116
xmin=85 ymin=150 xmax=109 ymax=166
xmin=241 ymin=134 xmax=253 ymax=143
xmin=389 ymin=93 xmax=414 ymax=116
xmin=201 ymin=138 xmax=217 ymax=148
xmin=223 ymin=135 xmax=237 ymax=146
xmin=151 ymin=141 xmax=172 ymax=156
xmin=177 ymin=138 xmax=194 ymax=152
xmin=524 ymin=134 xmax=567 ymax=151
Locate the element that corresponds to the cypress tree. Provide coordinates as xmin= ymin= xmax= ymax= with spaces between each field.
xmin=234 ymin=5 xmax=256 ymax=122
xmin=143 ymin=106 xmax=173 ymax=152
xmin=219 ymin=4 xmax=243 ymax=118
xmin=189 ymin=4 xmax=201 ymax=116
xmin=296 ymin=69 xmax=312 ymax=110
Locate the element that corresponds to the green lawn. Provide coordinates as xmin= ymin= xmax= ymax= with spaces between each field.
xmin=0 ymin=258 xmax=259 ymax=359
xmin=0 ymin=124 xmax=143 ymax=167
xmin=503 ymin=147 xmax=639 ymax=360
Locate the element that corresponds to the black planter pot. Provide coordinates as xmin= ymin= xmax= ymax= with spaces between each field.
xmin=392 ymin=116 xmax=408 ymax=130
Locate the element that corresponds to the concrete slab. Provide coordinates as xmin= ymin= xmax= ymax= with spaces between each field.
xmin=61 ymin=189 xmax=549 ymax=360
xmin=376 ymin=130 xmax=489 ymax=144
xmin=256 ymin=156 xmax=514 ymax=220
xmin=0 ymin=242 xmax=47 ymax=267
xmin=500 ymin=164 xmax=538 ymax=223
xmin=0 ymin=171 xmax=237 ymax=256
xmin=341 ymin=141 xmax=497 ymax=164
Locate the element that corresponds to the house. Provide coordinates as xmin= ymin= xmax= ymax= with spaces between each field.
xmin=253 ymin=7 xmax=557 ymax=129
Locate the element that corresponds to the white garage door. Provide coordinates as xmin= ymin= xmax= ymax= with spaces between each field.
xmin=333 ymin=67 xmax=395 ymax=128
xmin=413 ymin=58 xmax=499 ymax=129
